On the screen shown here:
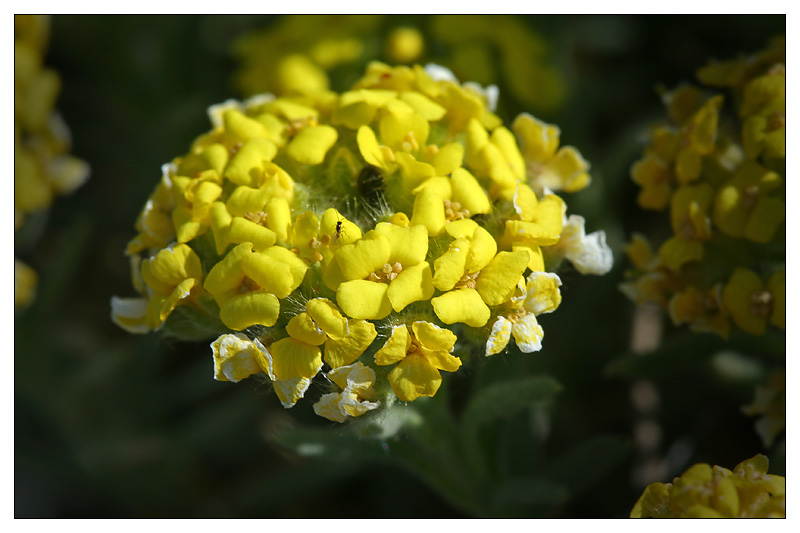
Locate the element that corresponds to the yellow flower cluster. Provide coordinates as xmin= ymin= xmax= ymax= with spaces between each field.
xmin=233 ymin=15 xmax=565 ymax=116
xmin=14 ymin=15 xmax=90 ymax=309
xmin=112 ymin=61 xmax=610 ymax=421
xmin=622 ymin=38 xmax=785 ymax=338
xmin=630 ymin=454 xmax=785 ymax=518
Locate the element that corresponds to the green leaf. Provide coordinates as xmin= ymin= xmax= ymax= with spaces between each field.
xmin=161 ymin=302 xmax=230 ymax=341
xmin=460 ymin=375 xmax=562 ymax=481
xmin=491 ymin=477 xmax=570 ymax=510
xmin=542 ymin=434 xmax=631 ymax=498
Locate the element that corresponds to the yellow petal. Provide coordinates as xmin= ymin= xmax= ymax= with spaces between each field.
xmin=768 ymin=269 xmax=785 ymax=330
xmin=542 ymin=147 xmax=591 ymax=192
xmin=222 ymin=108 xmax=269 ymax=141
xmin=722 ymin=268 xmax=767 ymax=335
xmin=433 ymin=238 xmax=470 ymax=291
xmin=485 ymin=316 xmax=513 ymax=357
xmin=306 ymin=298 xmax=348 ymax=339
xmin=335 ymin=234 xmax=392 ymax=280
xmin=387 ymin=261 xmax=434 ymax=312
xmin=524 ymin=271 xmax=562 ymax=315
xmin=203 ymin=242 xmax=252 ymax=305
xmin=379 ymin=109 xmax=429 ymax=152
xmin=224 ymin=138 xmax=278 ymax=187
xmin=226 ymin=216 xmax=277 ymax=251
xmin=491 ymin=126 xmax=526 ymax=181
xmin=314 ymin=392 xmax=348 ymax=422
xmin=431 ymin=288 xmax=491 ymax=328
xmin=511 ymin=242 xmax=545 ymax=272
xmin=324 ymin=320 xmax=378 ymax=368
xmin=286 ymin=125 xmax=338 ymax=165
xmin=374 ymin=325 xmax=412 ymax=366
xmin=320 ymin=208 xmax=362 ymax=246
xmin=146 ymin=243 xmax=203 ymax=289
xmin=372 ymin=222 xmax=428 ymax=267
xmin=388 ymin=354 xmax=442 ymax=401
xmin=512 ymin=112 xmax=560 ymax=163
xmin=273 ymin=377 xmax=312 ymax=409
xmin=512 ymin=313 xmax=544 ymax=353
xmin=269 ymin=337 xmax=323 ymax=380
xmin=241 ymin=249 xmax=303 ymax=299
xmin=357 ymin=125 xmax=392 ymax=172
xmin=450 ymin=168 xmax=492 ymax=215
xmin=476 ymin=251 xmax=530 ymax=307
xmin=219 ymin=290 xmax=281 ymax=330
xmin=412 ymin=321 xmax=457 ymax=352
xmin=211 ymin=333 xmax=265 ymax=382
xmin=399 ymin=91 xmax=446 ymax=121
xmin=430 ymin=142 xmax=464 ymax=176
xmin=159 ymin=277 xmax=197 ymax=320
xmin=658 ymin=235 xmax=704 ymax=272
xmin=410 ymin=187 xmax=446 ymax=236
xmin=466 ymin=227 xmax=498 ymax=273
xmin=444 ymin=218 xmax=479 ymax=239
xmin=110 ymin=296 xmax=149 ymax=334
xmin=209 ymin=201 xmax=233 ymax=255
xmin=337 ymin=279 xmax=392 ymax=320
xmin=286 ymin=312 xmax=326 ymax=345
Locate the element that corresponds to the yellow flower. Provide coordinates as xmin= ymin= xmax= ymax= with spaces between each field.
xmin=313 ymin=362 xmax=381 ymax=423
xmin=203 ymin=242 xmax=307 ymax=331
xmin=374 ymin=321 xmax=461 ymax=402
xmin=210 ymin=332 xmax=313 ymax=408
xmin=512 ymin=112 xmax=590 ymax=193
xmin=326 ymin=221 xmax=433 ymax=320
xmin=668 ymin=284 xmax=730 ymax=338
xmin=126 ymin=165 xmax=178 ymax=255
xmin=14 ymin=259 xmax=38 ymax=310
xmin=409 ymin=168 xmax=493 ymax=237
xmin=485 ymin=271 xmax=562 ymax=356
xmin=742 ymin=371 xmax=785 ymax=448
xmin=286 ymin=298 xmax=377 ymax=369
xmin=712 ymin=160 xmax=784 ymax=243
xmin=211 ymin=332 xmax=268 ymax=383
xmin=657 ymin=183 xmax=714 ymax=272
xmin=110 ymin=296 xmax=150 ymax=334
xmin=500 ymin=184 xmax=565 ymax=271
xmin=430 ymin=220 xmax=529 ymax=328
xmin=631 ymin=454 xmax=785 ymax=518
xmin=386 ymin=27 xmax=424 ymax=64
xmin=288 ymin=208 xmax=362 ymax=264
xmin=140 ymin=243 xmax=205 ymax=329
xmin=721 ymin=267 xmax=784 ymax=335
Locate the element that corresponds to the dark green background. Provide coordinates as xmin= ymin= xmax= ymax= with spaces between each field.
xmin=15 ymin=15 xmax=785 ymax=518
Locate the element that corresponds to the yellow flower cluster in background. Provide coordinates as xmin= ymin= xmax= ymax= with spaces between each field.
xmin=622 ymin=37 xmax=785 ymax=339
xmin=630 ymin=454 xmax=785 ymax=518
xmin=233 ymin=15 xmax=566 ymax=117
xmin=112 ymin=61 xmax=611 ymax=422
xmin=14 ymin=14 xmax=90 ymax=309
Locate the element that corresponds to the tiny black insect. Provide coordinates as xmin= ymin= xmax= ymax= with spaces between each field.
xmin=334 ymin=220 xmax=343 ymax=242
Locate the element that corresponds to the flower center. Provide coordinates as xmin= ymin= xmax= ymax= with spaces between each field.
xmin=244 ymin=211 xmax=268 ymax=226
xmin=368 ymin=262 xmax=403 ymax=283
xmin=750 ymin=290 xmax=773 ymax=317
xmin=507 ymin=307 xmax=527 ymax=324
xmin=285 ymin=116 xmax=318 ymax=137
xmin=402 ymin=131 xmax=419 ymax=153
xmin=768 ymin=111 xmax=785 ymax=131
xmin=239 ymin=277 xmax=261 ymax=294
xmin=454 ymin=271 xmax=479 ymax=290
xmin=741 ymin=185 xmax=761 ymax=213
xmin=444 ymin=199 xmax=470 ymax=221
